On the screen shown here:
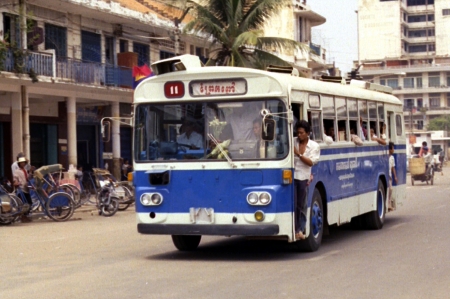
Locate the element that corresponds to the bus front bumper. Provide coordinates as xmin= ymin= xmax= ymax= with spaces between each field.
xmin=137 ymin=224 xmax=279 ymax=236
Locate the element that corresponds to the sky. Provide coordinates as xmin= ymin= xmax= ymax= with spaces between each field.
xmin=308 ymin=0 xmax=358 ymax=74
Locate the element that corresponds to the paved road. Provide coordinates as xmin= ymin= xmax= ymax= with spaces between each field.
xmin=2 ymin=172 xmax=450 ymax=299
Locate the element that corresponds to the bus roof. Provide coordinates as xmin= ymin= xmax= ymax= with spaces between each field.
xmin=134 ymin=65 xmax=402 ymax=106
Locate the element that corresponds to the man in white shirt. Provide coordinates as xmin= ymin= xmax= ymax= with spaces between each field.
xmin=422 ymin=146 xmax=434 ymax=175
xmin=177 ymin=119 xmax=203 ymax=149
xmin=293 ymin=120 xmax=320 ymax=240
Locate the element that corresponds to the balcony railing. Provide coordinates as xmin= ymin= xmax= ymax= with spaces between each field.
xmin=1 ymin=49 xmax=133 ymax=88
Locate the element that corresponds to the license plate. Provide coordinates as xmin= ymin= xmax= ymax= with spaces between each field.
xmin=189 ymin=208 xmax=214 ymax=224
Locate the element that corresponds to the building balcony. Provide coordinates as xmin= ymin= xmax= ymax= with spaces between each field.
xmin=0 ymin=49 xmax=133 ymax=89
xmin=405 ymin=4 xmax=434 ymax=14
xmin=405 ymin=22 xmax=435 ymax=29
xmin=402 ymin=36 xmax=435 ymax=44
xmin=392 ymin=85 xmax=450 ymax=95
xmin=360 ymin=62 xmax=450 ymax=74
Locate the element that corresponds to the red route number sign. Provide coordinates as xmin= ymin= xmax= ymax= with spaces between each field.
xmin=164 ymin=81 xmax=185 ymax=98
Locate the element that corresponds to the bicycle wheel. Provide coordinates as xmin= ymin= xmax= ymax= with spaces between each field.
xmin=45 ymin=192 xmax=75 ymax=222
xmin=101 ymin=196 xmax=119 ymax=217
xmin=0 ymin=194 xmax=20 ymax=225
xmin=60 ymin=184 xmax=81 ymax=209
xmin=116 ymin=185 xmax=133 ymax=211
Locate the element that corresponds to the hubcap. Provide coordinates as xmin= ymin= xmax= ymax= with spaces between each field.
xmin=311 ymin=202 xmax=323 ymax=238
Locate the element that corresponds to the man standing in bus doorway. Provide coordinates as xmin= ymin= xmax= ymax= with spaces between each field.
xmin=293 ymin=120 xmax=320 ymax=240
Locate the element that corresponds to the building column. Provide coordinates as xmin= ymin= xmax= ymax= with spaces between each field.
xmin=111 ymin=102 xmax=121 ymax=179
xmin=66 ymin=96 xmax=77 ymax=167
xmin=11 ymin=92 xmax=23 ymax=161
xmin=21 ymin=86 xmax=30 ymax=162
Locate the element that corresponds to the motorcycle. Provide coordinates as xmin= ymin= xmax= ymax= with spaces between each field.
xmin=96 ymin=180 xmax=119 ymax=217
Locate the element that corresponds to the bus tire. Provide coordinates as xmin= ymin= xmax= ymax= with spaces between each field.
xmin=295 ymin=188 xmax=324 ymax=252
xmin=172 ymin=235 xmax=201 ymax=251
xmin=364 ymin=179 xmax=385 ymax=230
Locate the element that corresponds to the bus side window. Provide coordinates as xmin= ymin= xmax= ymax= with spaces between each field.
xmin=336 ymin=97 xmax=347 ymax=141
xmin=309 ymin=111 xmax=322 ymax=142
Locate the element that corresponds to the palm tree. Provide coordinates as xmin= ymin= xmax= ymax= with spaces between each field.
xmin=168 ymin=0 xmax=308 ymax=69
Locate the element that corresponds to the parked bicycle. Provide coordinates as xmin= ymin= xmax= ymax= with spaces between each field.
xmin=17 ymin=164 xmax=76 ymax=222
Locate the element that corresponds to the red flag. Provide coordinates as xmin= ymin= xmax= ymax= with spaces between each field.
xmin=132 ymin=64 xmax=153 ymax=89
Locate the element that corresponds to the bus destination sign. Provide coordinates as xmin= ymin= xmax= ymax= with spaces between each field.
xmin=190 ymin=79 xmax=247 ymax=97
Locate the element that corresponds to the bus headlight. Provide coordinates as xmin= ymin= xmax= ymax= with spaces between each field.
xmin=247 ymin=192 xmax=259 ymax=205
xmin=140 ymin=193 xmax=163 ymax=206
xmin=247 ymin=192 xmax=272 ymax=206
xmin=151 ymin=193 xmax=162 ymax=205
xmin=259 ymin=193 xmax=271 ymax=205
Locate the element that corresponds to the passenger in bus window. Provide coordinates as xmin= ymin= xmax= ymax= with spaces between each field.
xmin=326 ymin=126 xmax=335 ymax=141
xmin=252 ymin=119 xmax=276 ymax=158
xmin=359 ymin=116 xmax=367 ymax=141
xmin=293 ymin=120 xmax=320 ymax=240
xmin=227 ymin=103 xmax=261 ymax=140
xmin=370 ymin=128 xmax=387 ymax=145
xmin=177 ymin=118 xmax=203 ymax=149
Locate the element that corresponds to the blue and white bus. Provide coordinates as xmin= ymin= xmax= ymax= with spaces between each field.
xmin=132 ymin=55 xmax=406 ymax=252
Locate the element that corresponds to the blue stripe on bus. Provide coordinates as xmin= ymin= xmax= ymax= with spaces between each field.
xmin=135 ymin=147 xmax=406 ymax=214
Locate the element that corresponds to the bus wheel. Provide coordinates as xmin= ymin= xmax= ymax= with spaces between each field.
xmin=364 ymin=180 xmax=385 ymax=230
xmin=295 ymin=188 xmax=323 ymax=252
xmin=172 ymin=235 xmax=201 ymax=251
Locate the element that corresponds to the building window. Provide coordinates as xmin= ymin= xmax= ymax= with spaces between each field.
xmin=428 ymin=44 xmax=435 ymax=51
xmin=417 ymin=120 xmax=423 ymax=130
xmin=446 ymin=93 xmax=450 ymax=107
xmin=298 ymin=17 xmax=303 ymax=42
xmin=443 ymin=9 xmax=450 ymax=16
xmin=447 ymin=74 xmax=450 ymax=87
xmin=430 ymin=97 xmax=440 ymax=108
xmin=404 ymin=77 xmax=415 ymax=88
xmin=380 ymin=79 xmax=386 ymax=86
xmin=105 ymin=36 xmax=115 ymax=65
xmin=415 ymin=77 xmax=422 ymax=88
xmin=81 ymin=30 xmax=101 ymax=63
xmin=387 ymin=78 xmax=399 ymax=89
xmin=407 ymin=0 xmax=434 ymax=6
xmin=417 ymin=98 xmax=423 ymax=108
xmin=160 ymin=50 xmax=174 ymax=60
xmin=407 ymin=15 xmax=426 ymax=23
xmin=119 ymin=40 xmax=128 ymax=53
xmin=409 ymin=45 xmax=427 ymax=53
xmin=45 ymin=23 xmax=67 ymax=60
xmin=408 ymin=30 xmax=427 ymax=38
xmin=405 ymin=99 xmax=414 ymax=109
xmin=133 ymin=42 xmax=150 ymax=66
xmin=429 ymin=76 xmax=440 ymax=87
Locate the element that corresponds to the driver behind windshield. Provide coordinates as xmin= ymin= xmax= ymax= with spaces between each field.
xmin=177 ymin=118 xmax=203 ymax=149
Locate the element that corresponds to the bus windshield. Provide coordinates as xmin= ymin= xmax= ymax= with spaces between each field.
xmin=134 ymin=99 xmax=289 ymax=162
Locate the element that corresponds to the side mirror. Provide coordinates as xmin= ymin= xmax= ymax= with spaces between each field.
xmin=101 ymin=121 xmax=111 ymax=142
xmin=262 ymin=118 xmax=276 ymax=141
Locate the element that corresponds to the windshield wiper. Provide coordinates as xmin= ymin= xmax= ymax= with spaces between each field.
xmin=207 ymin=133 xmax=236 ymax=168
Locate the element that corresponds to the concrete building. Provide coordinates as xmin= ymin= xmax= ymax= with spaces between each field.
xmin=262 ymin=0 xmax=330 ymax=78
xmin=356 ymin=0 xmax=450 ymax=156
xmin=0 ymin=0 xmax=211 ymax=180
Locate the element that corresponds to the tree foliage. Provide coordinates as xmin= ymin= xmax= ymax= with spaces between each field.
xmin=427 ymin=116 xmax=450 ymax=131
xmin=167 ymin=0 xmax=308 ymax=69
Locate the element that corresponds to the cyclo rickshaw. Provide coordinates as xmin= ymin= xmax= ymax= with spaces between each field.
xmin=409 ymin=157 xmax=434 ymax=186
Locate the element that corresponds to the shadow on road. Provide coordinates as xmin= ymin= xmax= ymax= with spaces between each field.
xmin=145 ymin=214 xmax=410 ymax=262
